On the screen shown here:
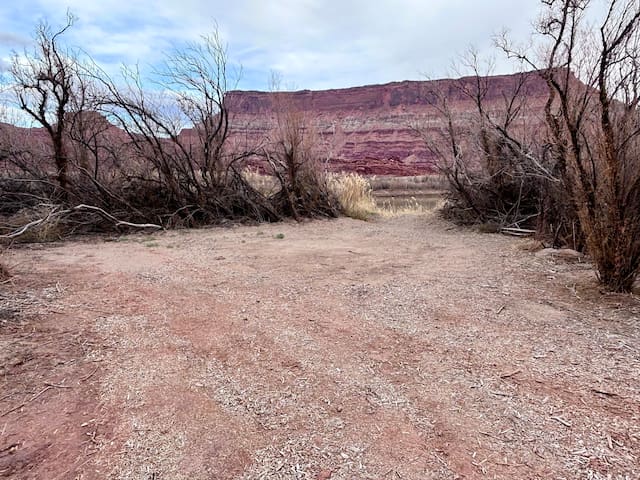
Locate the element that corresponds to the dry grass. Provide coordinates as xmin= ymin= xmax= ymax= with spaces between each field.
xmin=242 ymin=169 xmax=279 ymax=196
xmin=327 ymin=173 xmax=377 ymax=220
xmin=368 ymin=174 xmax=446 ymax=192
xmin=244 ymin=170 xmax=443 ymax=220
xmin=376 ymin=196 xmax=443 ymax=216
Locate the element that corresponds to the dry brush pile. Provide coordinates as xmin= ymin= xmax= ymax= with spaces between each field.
xmin=0 ymin=15 xmax=338 ymax=245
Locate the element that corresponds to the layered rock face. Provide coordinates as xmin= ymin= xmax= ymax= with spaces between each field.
xmin=1 ymin=72 xmax=551 ymax=177
xmin=226 ymin=72 xmax=550 ymax=175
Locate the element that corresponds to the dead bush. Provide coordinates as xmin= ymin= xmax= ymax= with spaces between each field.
xmin=422 ymin=63 xmax=577 ymax=244
xmin=264 ymin=105 xmax=339 ymax=220
xmin=499 ymin=0 xmax=640 ymax=292
xmin=3 ymin=19 xmax=327 ymax=238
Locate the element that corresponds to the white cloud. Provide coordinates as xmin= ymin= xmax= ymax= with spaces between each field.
xmin=0 ymin=0 xmax=550 ymax=91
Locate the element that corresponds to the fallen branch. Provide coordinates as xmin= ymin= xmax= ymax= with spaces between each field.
xmin=0 ymin=207 xmax=61 ymax=239
xmin=44 ymin=381 xmax=72 ymax=389
xmin=0 ymin=203 xmax=162 ymax=240
xmin=69 ymin=204 xmax=162 ymax=229
xmin=500 ymin=227 xmax=536 ymax=237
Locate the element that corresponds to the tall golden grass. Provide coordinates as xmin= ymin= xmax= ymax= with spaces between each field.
xmin=327 ymin=173 xmax=378 ymax=220
xmin=244 ymin=169 xmax=440 ymax=220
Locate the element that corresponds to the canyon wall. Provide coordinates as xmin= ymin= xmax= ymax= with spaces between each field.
xmin=1 ymin=72 xmax=551 ymax=177
xmin=224 ymin=72 xmax=550 ymax=175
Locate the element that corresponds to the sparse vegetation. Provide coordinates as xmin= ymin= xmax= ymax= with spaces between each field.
xmin=328 ymin=172 xmax=377 ymax=220
xmin=3 ymin=4 xmax=640 ymax=479
xmin=263 ymin=86 xmax=340 ymax=220
xmin=0 ymin=18 xmax=340 ymax=242
xmin=368 ymin=174 xmax=446 ymax=192
xmin=426 ymin=0 xmax=640 ymax=292
xmin=376 ymin=195 xmax=443 ymax=216
xmin=421 ymin=61 xmax=573 ymax=244
xmin=3 ymin=1 xmax=639 ymax=293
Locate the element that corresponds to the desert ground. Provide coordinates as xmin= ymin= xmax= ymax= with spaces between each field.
xmin=0 ymin=212 xmax=638 ymax=479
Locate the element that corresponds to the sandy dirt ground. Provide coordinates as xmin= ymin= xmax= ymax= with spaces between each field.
xmin=1 ymin=213 xmax=639 ymax=480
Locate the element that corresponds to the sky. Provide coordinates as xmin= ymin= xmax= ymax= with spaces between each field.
xmin=0 ymin=0 xmax=548 ymax=93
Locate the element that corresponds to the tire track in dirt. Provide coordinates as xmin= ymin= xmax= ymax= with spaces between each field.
xmin=3 ymin=214 xmax=639 ymax=479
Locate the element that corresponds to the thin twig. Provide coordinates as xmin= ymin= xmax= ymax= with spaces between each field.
xmin=592 ymin=388 xmax=619 ymax=397
xmin=500 ymin=369 xmax=521 ymax=379
xmin=0 ymin=386 xmax=52 ymax=417
xmin=551 ymin=416 xmax=572 ymax=427
xmin=80 ymin=366 xmax=99 ymax=382
xmin=44 ymin=382 xmax=72 ymax=389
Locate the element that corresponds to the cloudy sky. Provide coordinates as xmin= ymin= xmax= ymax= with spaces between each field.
xmin=0 ymin=1 xmax=544 ymax=92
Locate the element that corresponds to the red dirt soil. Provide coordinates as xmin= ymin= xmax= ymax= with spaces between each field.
xmin=1 ymin=213 xmax=639 ymax=479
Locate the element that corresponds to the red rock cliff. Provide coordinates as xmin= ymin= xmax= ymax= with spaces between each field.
xmin=225 ymin=71 xmax=550 ymax=175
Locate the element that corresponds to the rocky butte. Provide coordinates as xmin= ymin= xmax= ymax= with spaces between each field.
xmin=224 ymin=71 xmax=551 ymax=176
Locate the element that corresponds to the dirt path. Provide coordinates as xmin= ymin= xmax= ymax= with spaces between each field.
xmin=1 ymin=213 xmax=639 ymax=479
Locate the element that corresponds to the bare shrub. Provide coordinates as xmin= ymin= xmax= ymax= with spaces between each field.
xmin=419 ymin=60 xmax=571 ymax=241
xmin=264 ymin=91 xmax=339 ymax=220
xmin=1 ymin=14 xmax=163 ymax=235
xmin=92 ymin=31 xmax=281 ymax=226
xmin=1 ymin=19 xmax=292 ymax=236
xmin=499 ymin=0 xmax=640 ymax=292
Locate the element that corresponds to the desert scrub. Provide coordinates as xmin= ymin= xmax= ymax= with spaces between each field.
xmin=328 ymin=173 xmax=377 ymax=220
xmin=377 ymin=196 xmax=442 ymax=216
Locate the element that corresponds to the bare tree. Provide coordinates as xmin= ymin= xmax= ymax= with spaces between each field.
xmin=94 ymin=30 xmax=279 ymax=225
xmin=2 ymin=17 xmax=340 ymax=239
xmin=8 ymin=12 xmax=79 ymax=199
xmin=499 ymin=0 xmax=640 ymax=292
